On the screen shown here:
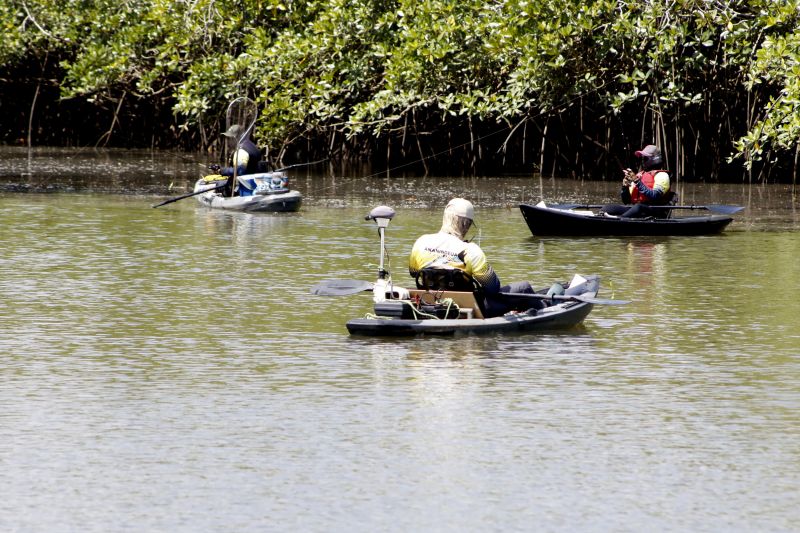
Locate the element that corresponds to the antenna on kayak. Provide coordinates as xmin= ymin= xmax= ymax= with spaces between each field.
xmin=365 ymin=205 xmax=396 ymax=302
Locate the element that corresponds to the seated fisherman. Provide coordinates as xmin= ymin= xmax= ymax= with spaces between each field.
xmin=208 ymin=125 xmax=265 ymax=196
xmin=603 ymin=144 xmax=673 ymax=218
xmin=408 ymin=198 xmax=540 ymax=317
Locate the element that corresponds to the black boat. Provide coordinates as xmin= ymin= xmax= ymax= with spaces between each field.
xmin=519 ymin=202 xmax=740 ymax=237
xmin=342 ymin=275 xmax=603 ymax=336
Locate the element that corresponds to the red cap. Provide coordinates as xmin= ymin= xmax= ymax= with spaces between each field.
xmin=635 ymin=145 xmax=660 ymax=158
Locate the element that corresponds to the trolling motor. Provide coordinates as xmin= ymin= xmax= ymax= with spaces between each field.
xmin=365 ymin=205 xmax=399 ymax=303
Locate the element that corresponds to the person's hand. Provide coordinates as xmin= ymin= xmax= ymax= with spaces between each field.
xmin=622 ymin=168 xmax=634 ymax=186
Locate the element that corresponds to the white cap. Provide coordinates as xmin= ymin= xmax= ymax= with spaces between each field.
xmin=444 ymin=198 xmax=474 ymax=220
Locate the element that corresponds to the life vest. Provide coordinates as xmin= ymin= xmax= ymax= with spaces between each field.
xmin=630 ymin=169 xmax=670 ymax=204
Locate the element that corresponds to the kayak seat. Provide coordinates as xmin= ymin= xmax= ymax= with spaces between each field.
xmin=414 ymin=267 xmax=486 ymax=317
xmin=415 ymin=267 xmax=481 ymax=292
xmin=644 ymin=191 xmax=678 ymax=219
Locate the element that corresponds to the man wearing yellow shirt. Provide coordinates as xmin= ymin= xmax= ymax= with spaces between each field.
xmin=409 ymin=198 xmax=539 ymax=317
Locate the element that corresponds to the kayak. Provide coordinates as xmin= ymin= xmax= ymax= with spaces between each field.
xmin=344 ymin=274 xmax=602 ymax=336
xmin=519 ymin=202 xmax=734 ymax=236
xmin=194 ymin=172 xmax=302 ymax=212
xmin=312 ymin=205 xmax=624 ymax=337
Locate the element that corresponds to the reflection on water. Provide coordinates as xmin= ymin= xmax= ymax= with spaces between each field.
xmin=1 ymin=150 xmax=799 ymax=531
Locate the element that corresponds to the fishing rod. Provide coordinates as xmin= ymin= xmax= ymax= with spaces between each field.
xmin=271 ymin=158 xmax=329 ymax=173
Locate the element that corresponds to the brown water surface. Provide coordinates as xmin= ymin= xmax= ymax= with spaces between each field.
xmin=1 ymin=147 xmax=798 ymax=531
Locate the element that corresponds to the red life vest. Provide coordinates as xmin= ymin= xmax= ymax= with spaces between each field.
xmin=630 ymin=169 xmax=669 ymax=204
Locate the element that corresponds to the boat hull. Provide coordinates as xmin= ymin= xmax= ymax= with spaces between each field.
xmin=519 ymin=203 xmax=733 ymax=236
xmin=346 ymin=302 xmax=593 ymax=336
xmin=194 ymin=178 xmax=302 ymax=212
xmin=346 ymin=276 xmax=599 ymax=336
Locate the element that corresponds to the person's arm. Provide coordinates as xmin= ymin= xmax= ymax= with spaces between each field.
xmin=461 ymin=243 xmax=501 ymax=294
xmin=408 ymin=250 xmax=420 ymax=278
xmin=218 ymin=148 xmax=250 ymax=176
xmin=620 ymin=169 xmax=634 ymax=203
xmin=653 ymin=171 xmax=670 ymax=194
xmin=408 ymin=238 xmax=426 ymax=278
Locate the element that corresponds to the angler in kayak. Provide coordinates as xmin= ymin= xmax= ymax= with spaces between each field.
xmin=603 ymin=144 xmax=674 ymax=218
xmin=409 ymin=198 xmax=559 ymax=317
xmin=208 ymin=124 xmax=267 ymax=197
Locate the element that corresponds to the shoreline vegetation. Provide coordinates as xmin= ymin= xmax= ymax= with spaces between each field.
xmin=1 ymin=1 xmax=798 ymax=183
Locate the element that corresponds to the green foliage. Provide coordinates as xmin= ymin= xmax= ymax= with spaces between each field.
xmin=2 ymin=0 xmax=799 ymax=176
xmin=735 ymin=3 xmax=800 ymax=169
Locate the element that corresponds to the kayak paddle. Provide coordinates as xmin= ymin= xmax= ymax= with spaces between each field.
xmin=548 ymin=203 xmax=744 ymax=215
xmin=311 ymin=279 xmax=374 ymax=296
xmin=311 ymin=280 xmax=628 ymax=305
xmin=152 ymin=181 xmax=226 ymax=208
xmin=497 ymin=292 xmax=629 ymax=305
xmin=651 ymin=204 xmax=744 ymax=214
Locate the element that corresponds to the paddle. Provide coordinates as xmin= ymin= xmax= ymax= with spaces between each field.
xmin=152 ymin=182 xmax=226 ymax=208
xmin=310 ymin=279 xmax=374 ymax=296
xmin=497 ymin=292 xmax=629 ymax=305
xmin=548 ymin=203 xmax=744 ymax=215
xmin=311 ymin=279 xmax=628 ymax=305
xmin=656 ymin=204 xmax=744 ymax=214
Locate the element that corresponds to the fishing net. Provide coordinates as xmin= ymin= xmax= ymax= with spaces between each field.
xmin=222 ymin=97 xmax=258 ymax=192
xmin=225 ymin=96 xmax=257 ymax=143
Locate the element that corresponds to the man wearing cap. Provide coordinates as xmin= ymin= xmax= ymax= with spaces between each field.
xmin=208 ymin=124 xmax=264 ymax=195
xmin=606 ymin=144 xmax=672 ymax=218
xmin=409 ymin=198 xmax=536 ymax=317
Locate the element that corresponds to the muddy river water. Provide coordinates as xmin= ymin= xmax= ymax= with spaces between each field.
xmin=1 ymin=147 xmax=798 ymax=531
